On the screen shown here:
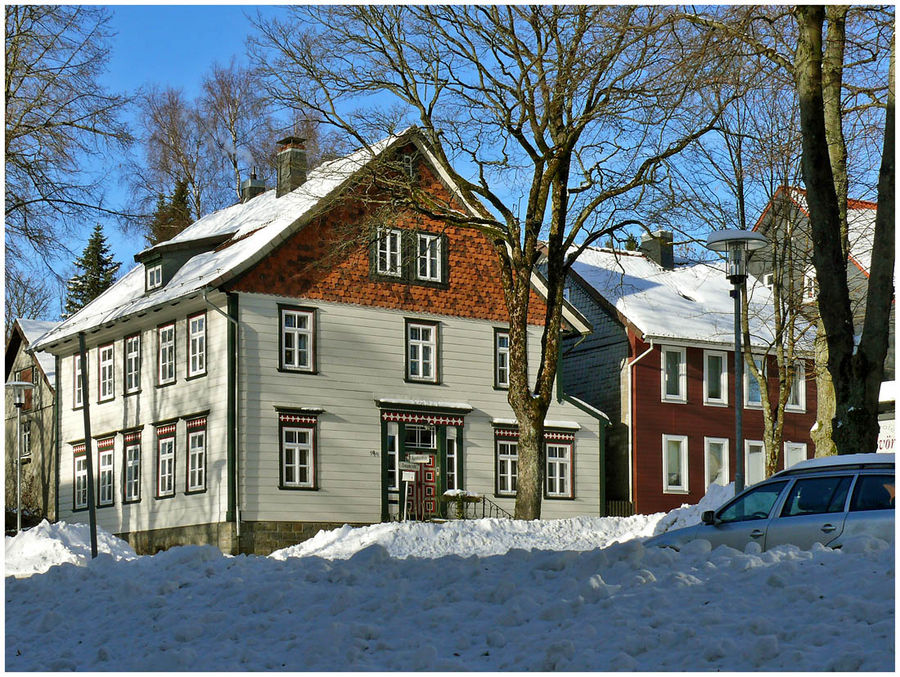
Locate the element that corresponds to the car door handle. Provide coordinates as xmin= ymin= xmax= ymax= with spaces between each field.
xmin=821 ymin=524 xmax=837 ymax=533
xmin=750 ymin=530 xmax=764 ymax=538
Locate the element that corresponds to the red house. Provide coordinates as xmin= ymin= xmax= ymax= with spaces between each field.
xmin=561 ymin=232 xmax=817 ymax=515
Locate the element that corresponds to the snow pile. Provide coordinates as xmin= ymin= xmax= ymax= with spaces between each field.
xmin=4 ymin=519 xmax=137 ymax=577
xmin=651 ymin=482 xmax=734 ymax=535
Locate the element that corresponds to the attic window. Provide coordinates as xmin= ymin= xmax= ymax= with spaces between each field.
xmin=146 ymin=264 xmax=162 ymax=291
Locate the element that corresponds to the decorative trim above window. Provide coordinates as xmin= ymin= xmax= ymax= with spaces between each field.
xmin=277 ymin=409 xmax=319 ymax=490
xmin=380 ymin=410 xmax=465 ymax=427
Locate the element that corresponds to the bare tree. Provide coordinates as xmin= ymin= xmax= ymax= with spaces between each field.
xmin=4 ymin=267 xmax=54 ymax=338
xmin=251 ymin=6 xmax=739 ymax=518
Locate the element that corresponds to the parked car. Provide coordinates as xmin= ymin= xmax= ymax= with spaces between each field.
xmin=645 ymin=453 xmax=895 ymax=552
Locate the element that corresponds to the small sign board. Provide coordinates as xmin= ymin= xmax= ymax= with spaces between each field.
xmin=407 ymin=454 xmax=431 ymax=463
xmin=399 ymin=461 xmax=419 ymax=471
xmin=401 ymin=470 xmax=417 ymax=483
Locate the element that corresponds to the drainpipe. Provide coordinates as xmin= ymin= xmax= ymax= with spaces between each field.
xmin=627 ymin=336 xmax=654 ymax=505
xmin=202 ymin=288 xmax=241 ymax=546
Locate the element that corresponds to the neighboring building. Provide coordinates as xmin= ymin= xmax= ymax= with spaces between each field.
xmin=560 ymin=232 xmax=817 ymax=515
xmin=32 ymin=130 xmax=607 ymax=555
xmin=5 ymin=319 xmax=59 ymax=524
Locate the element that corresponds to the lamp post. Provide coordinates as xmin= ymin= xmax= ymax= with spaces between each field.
xmin=6 ymin=380 xmax=34 ymax=534
xmin=706 ymin=230 xmax=767 ymax=495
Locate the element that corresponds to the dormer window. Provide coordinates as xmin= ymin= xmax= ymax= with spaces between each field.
xmin=146 ymin=264 xmax=162 ymax=291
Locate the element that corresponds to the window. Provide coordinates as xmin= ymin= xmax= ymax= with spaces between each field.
xmin=763 ymin=273 xmax=775 ymax=289
xmin=280 ymin=307 xmax=315 ymax=373
xmin=786 ymin=362 xmax=806 ymax=412
xmin=703 ymin=350 xmax=727 ymax=406
xmin=74 ymin=354 xmax=84 ymax=408
xmin=784 ymin=442 xmax=807 ymax=469
xmin=850 ymin=475 xmax=895 ymax=511
xmin=704 ymin=437 xmax=729 ymax=488
xmin=802 ymin=268 xmax=817 ymax=303
xmin=386 ymin=421 xmax=399 ymax=491
xmin=376 ymin=228 xmax=403 ymax=277
xmin=98 ymin=343 xmax=114 ymax=402
xmin=406 ymin=320 xmax=439 ymax=383
xmin=662 ymin=434 xmax=689 ymax=493
xmin=661 ymin=346 xmax=686 ymax=402
xmin=146 ymin=264 xmax=163 ymax=290
xmin=405 ymin=423 xmax=435 ymax=450
xmin=717 ymin=481 xmax=787 ymax=523
xmin=124 ymin=438 xmax=141 ymax=503
xmin=124 ymin=334 xmax=141 ymax=394
xmin=187 ymin=428 xmax=206 ymax=492
xmin=14 ymin=367 xmax=33 ymax=410
xmin=744 ymin=356 xmax=765 ymax=408
xmin=188 ymin=313 xmax=206 ymax=378
xmin=281 ymin=427 xmax=315 ymax=489
xmin=494 ymin=330 xmax=510 ymax=389
xmin=446 ymin=427 xmax=459 ymax=491
xmin=156 ymin=426 xmax=176 ymax=497
xmin=416 ymin=233 xmax=442 ymax=282
xmin=98 ymin=444 xmax=114 ymax=507
xmin=745 ymin=440 xmax=765 ymax=486
xmin=497 ymin=440 xmax=518 ymax=496
xmin=546 ymin=443 xmax=573 ymax=498
xmin=157 ymin=324 xmax=176 ymax=385
xmin=21 ymin=420 xmax=31 ymax=458
xmin=780 ymin=476 xmax=852 ymax=517
xmin=74 ymin=450 xmax=88 ymax=510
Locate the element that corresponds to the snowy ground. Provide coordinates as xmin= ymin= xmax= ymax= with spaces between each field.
xmin=5 ymin=485 xmax=894 ymax=671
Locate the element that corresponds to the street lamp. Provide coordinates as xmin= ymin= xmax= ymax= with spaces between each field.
xmin=706 ymin=230 xmax=767 ymax=495
xmin=6 ymin=380 xmax=34 ymax=534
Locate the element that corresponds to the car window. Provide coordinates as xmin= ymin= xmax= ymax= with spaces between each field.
xmin=717 ymin=481 xmax=788 ymax=523
xmin=849 ymin=474 xmax=895 ymax=512
xmin=780 ymin=476 xmax=852 ymax=517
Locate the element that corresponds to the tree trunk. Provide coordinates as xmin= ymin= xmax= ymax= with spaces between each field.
xmin=812 ymin=322 xmax=837 ymax=456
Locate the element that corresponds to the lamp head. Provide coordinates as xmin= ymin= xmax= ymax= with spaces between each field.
xmin=6 ymin=380 xmax=34 ymax=407
xmin=706 ymin=230 xmax=767 ymax=283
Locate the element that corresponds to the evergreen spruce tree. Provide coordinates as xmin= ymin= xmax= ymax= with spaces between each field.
xmin=63 ymin=223 xmax=121 ymax=317
xmin=148 ymin=179 xmax=193 ymax=245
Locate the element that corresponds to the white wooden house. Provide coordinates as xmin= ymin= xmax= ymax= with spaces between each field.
xmin=32 ymin=130 xmax=608 ymax=554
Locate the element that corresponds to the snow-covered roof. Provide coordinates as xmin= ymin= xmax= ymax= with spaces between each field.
xmin=569 ymin=246 xmax=791 ymax=350
xmin=14 ymin=319 xmax=59 ymax=389
xmin=32 ymin=132 xmax=412 ymax=351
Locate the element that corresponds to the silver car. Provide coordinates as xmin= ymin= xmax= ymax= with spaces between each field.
xmin=645 ymin=453 xmax=895 ymax=552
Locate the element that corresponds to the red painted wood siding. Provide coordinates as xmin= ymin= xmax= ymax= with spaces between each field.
xmin=629 ymin=333 xmax=817 ymax=514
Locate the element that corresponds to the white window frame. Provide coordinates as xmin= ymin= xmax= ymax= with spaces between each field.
xmin=280 ymin=307 xmax=315 ymax=372
xmin=376 ymin=228 xmax=403 ymax=277
xmin=744 ymin=355 xmax=765 ymax=409
xmin=124 ymin=334 xmax=141 ymax=394
xmin=703 ymin=349 xmax=728 ymax=406
xmin=74 ymin=454 xmax=88 ymax=509
xmin=157 ymin=324 xmax=176 ymax=385
xmin=744 ymin=440 xmax=766 ymax=486
xmin=660 ymin=346 xmax=687 ymax=403
xmin=157 ymin=436 xmax=175 ymax=497
xmin=703 ymin=437 xmax=730 ymax=489
xmin=446 ymin=426 xmax=459 ymax=491
xmin=386 ymin=421 xmax=399 ymax=491
xmin=416 ymin=233 xmax=442 ymax=282
xmin=187 ymin=429 xmax=206 ymax=492
xmin=662 ymin=434 xmax=689 ymax=494
xmin=98 ymin=343 xmax=114 ymax=402
xmin=146 ymin=264 xmax=162 ymax=290
xmin=784 ymin=441 xmax=807 ymax=470
xmin=74 ymin=354 xmax=84 ymax=408
xmin=282 ymin=426 xmax=315 ymax=489
xmin=98 ymin=447 xmax=114 ymax=507
xmin=546 ymin=442 xmax=573 ymax=498
xmin=497 ymin=440 xmax=518 ymax=497
xmin=786 ymin=361 xmax=806 ymax=413
xmin=188 ymin=313 xmax=206 ymax=378
xmin=124 ymin=443 xmax=141 ymax=502
xmin=495 ymin=330 xmax=510 ymax=389
xmin=802 ymin=268 xmax=817 ymax=304
xmin=407 ymin=321 xmax=437 ymax=383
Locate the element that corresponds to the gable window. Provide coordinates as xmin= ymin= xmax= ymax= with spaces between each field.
xmin=278 ymin=412 xmax=318 ymax=490
xmin=661 ymin=346 xmax=687 ymax=403
xmin=157 ymin=323 xmax=176 ymax=385
xmin=416 ymin=233 xmax=442 ymax=282
xmin=187 ymin=313 xmax=206 ymax=378
xmin=703 ymin=350 xmax=727 ymax=406
xmin=377 ymin=228 xmax=403 ymax=277
xmin=494 ymin=330 xmax=510 ymax=389
xmin=124 ymin=334 xmax=141 ymax=394
xmin=156 ymin=423 xmax=176 ymax=498
xmin=21 ymin=420 xmax=31 ymax=458
xmin=186 ymin=417 xmax=207 ymax=493
xmin=745 ymin=440 xmax=765 ymax=486
xmin=546 ymin=442 xmax=573 ymax=498
xmin=406 ymin=319 xmax=439 ymax=383
xmin=123 ymin=431 xmax=141 ymax=503
xmin=786 ymin=361 xmax=806 ymax=412
xmin=662 ymin=434 xmax=688 ymax=493
xmin=146 ymin=264 xmax=163 ymax=291
xmin=744 ymin=356 xmax=765 ymax=408
xmin=704 ymin=437 xmax=729 ymax=488
xmin=74 ymin=444 xmax=88 ymax=510
xmin=98 ymin=343 xmax=114 ymax=402
xmin=496 ymin=439 xmax=518 ymax=497
xmin=73 ymin=354 xmax=84 ymax=409
xmin=97 ymin=439 xmax=114 ymax=507
xmin=14 ymin=367 xmax=33 ymax=410
xmin=279 ymin=306 xmax=315 ymax=373
xmin=784 ymin=441 xmax=807 ymax=469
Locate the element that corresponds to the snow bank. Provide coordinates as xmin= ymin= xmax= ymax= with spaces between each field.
xmin=651 ymin=482 xmax=734 ymax=535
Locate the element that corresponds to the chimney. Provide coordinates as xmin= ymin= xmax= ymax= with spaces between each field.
xmin=240 ymin=168 xmax=266 ymax=203
xmin=639 ymin=230 xmax=675 ymax=269
xmin=276 ymin=136 xmax=307 ymax=197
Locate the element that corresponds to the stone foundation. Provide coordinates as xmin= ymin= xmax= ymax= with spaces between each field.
xmin=238 ymin=520 xmax=368 ymax=555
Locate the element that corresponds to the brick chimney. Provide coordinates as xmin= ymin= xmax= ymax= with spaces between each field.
xmin=240 ymin=168 xmax=266 ymax=203
xmin=276 ymin=136 xmax=307 ymax=197
xmin=639 ymin=230 xmax=675 ymax=269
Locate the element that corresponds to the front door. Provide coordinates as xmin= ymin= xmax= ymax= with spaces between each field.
xmin=404 ymin=424 xmax=440 ymax=520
